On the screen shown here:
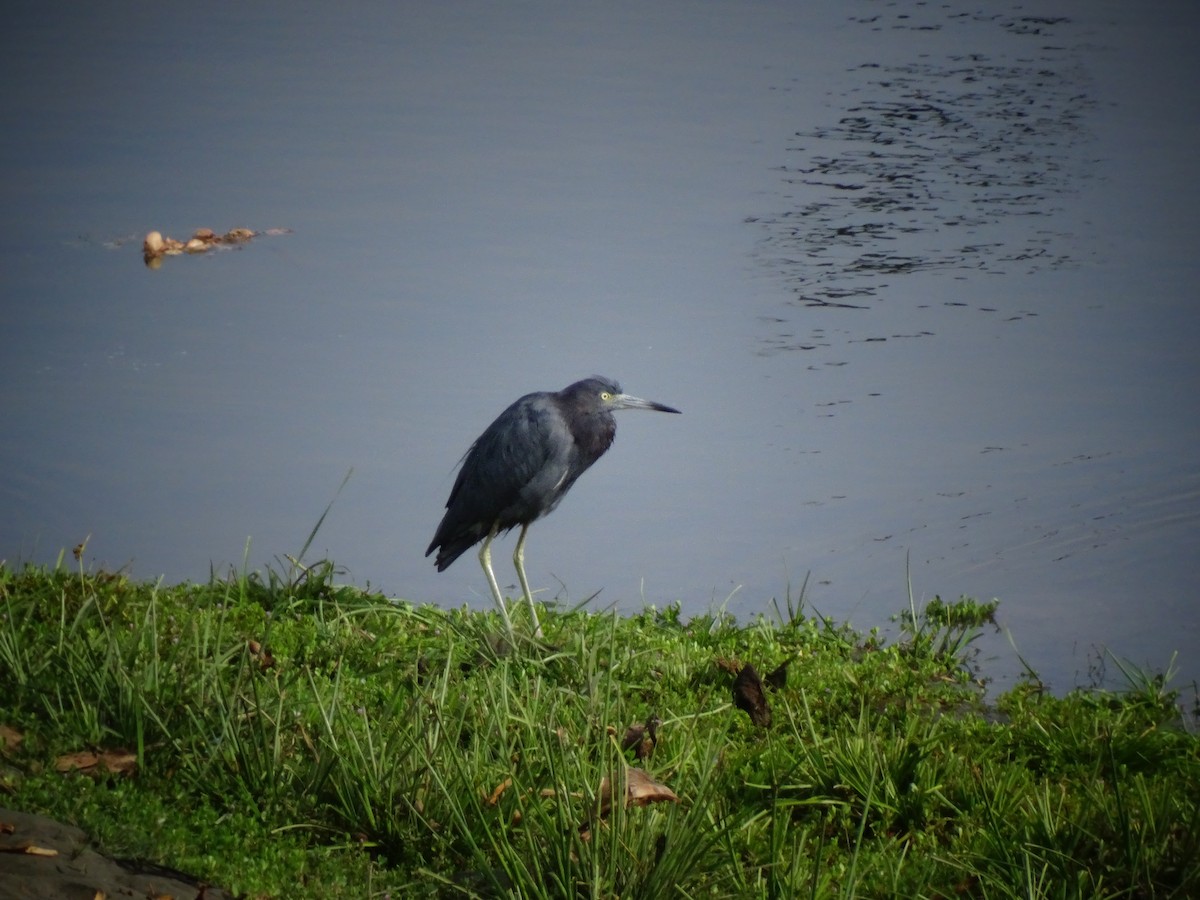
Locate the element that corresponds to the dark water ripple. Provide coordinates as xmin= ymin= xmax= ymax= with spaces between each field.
xmin=751 ymin=8 xmax=1098 ymax=350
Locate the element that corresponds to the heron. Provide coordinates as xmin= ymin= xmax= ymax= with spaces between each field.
xmin=426 ymin=376 xmax=681 ymax=638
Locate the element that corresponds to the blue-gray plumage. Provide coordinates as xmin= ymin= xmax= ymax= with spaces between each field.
xmin=426 ymin=376 xmax=680 ymax=636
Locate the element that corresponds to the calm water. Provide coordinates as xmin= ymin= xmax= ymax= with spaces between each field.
xmin=2 ymin=0 xmax=1197 ymax=695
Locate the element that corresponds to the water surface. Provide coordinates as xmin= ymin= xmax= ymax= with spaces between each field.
xmin=2 ymin=0 xmax=1197 ymax=695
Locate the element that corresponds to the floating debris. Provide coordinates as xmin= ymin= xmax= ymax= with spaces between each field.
xmin=141 ymin=226 xmax=291 ymax=268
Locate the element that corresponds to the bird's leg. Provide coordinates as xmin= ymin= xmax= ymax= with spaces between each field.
xmin=478 ymin=523 xmax=514 ymax=641
xmin=513 ymin=523 xmax=543 ymax=638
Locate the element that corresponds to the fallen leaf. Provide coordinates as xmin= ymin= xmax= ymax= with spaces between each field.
xmin=486 ymin=778 xmax=513 ymax=806
xmin=55 ymin=750 xmax=98 ymax=772
xmin=55 ymin=748 xmax=138 ymax=777
xmin=583 ymin=765 xmax=679 ymax=837
xmin=98 ymin=749 xmax=138 ymax=775
xmin=765 ymin=660 xmax=789 ymax=690
xmin=623 ymin=767 xmax=679 ymax=807
xmin=247 ymin=640 xmax=276 ymax=670
xmin=733 ymin=664 xmax=772 ymax=727
xmin=0 ymin=841 xmax=59 ymax=857
xmin=0 ymin=724 xmax=22 ymax=752
xmin=621 ymin=715 xmax=661 ymax=760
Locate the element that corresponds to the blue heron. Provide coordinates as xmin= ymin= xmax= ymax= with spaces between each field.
xmin=426 ymin=376 xmax=681 ymax=636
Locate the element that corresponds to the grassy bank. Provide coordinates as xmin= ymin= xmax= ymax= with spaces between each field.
xmin=1 ymin=559 xmax=1197 ymax=898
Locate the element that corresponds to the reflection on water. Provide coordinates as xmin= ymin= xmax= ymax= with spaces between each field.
xmin=753 ymin=8 xmax=1096 ymax=333
xmin=739 ymin=3 xmax=1199 ymax=695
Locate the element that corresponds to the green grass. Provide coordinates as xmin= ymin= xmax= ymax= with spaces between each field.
xmin=0 ymin=557 xmax=1196 ymax=898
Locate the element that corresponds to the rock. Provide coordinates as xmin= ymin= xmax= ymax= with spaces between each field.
xmin=0 ymin=806 xmax=235 ymax=900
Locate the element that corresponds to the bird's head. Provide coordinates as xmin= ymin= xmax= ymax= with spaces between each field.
xmin=567 ymin=376 xmax=681 ymax=416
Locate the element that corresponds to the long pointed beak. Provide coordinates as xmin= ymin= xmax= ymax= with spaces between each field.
xmin=613 ymin=393 xmax=681 ymax=414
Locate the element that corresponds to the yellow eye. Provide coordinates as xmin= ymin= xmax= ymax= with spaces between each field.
xmin=600 ymin=392 xmax=611 ymax=401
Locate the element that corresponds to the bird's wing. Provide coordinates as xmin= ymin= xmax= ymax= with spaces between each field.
xmin=445 ymin=396 xmax=568 ymax=527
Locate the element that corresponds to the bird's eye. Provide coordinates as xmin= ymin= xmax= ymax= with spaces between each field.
xmin=600 ymin=392 xmax=611 ymax=401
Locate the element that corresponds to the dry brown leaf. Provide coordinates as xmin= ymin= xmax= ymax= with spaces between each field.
xmin=0 ymin=840 xmax=59 ymax=857
xmin=0 ymin=724 xmax=22 ymax=752
xmin=733 ymin=664 xmax=772 ymax=728
xmin=764 ymin=659 xmax=789 ymax=690
xmin=587 ymin=765 xmax=679 ymax=834
xmin=623 ymin=767 xmax=679 ymax=807
xmin=55 ymin=748 xmax=138 ymax=777
xmin=486 ymin=777 xmax=513 ymax=806
xmin=621 ymin=715 xmax=661 ymax=760
xmin=55 ymin=750 xmax=98 ymax=772
xmin=714 ymin=656 xmax=742 ymax=675
xmin=99 ymin=750 xmax=138 ymax=775
xmin=247 ymin=639 xmax=276 ymax=670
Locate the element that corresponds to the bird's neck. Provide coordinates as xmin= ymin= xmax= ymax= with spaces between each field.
xmin=569 ymin=413 xmax=616 ymax=464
